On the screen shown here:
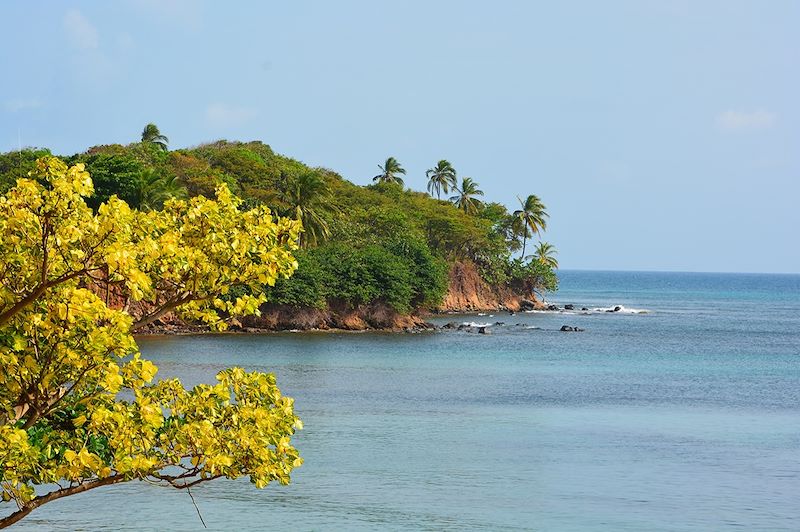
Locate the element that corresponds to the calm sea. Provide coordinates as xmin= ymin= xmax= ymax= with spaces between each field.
xmin=14 ymin=271 xmax=800 ymax=531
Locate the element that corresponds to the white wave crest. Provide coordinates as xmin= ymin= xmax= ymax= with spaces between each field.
xmin=461 ymin=322 xmax=493 ymax=328
xmin=592 ymin=305 xmax=649 ymax=314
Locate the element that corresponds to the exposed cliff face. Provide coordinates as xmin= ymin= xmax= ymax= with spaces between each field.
xmin=121 ymin=261 xmax=541 ymax=334
xmin=436 ymin=261 xmax=542 ymax=313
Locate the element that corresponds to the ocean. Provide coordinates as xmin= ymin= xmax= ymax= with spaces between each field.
xmin=13 ymin=271 xmax=800 ymax=531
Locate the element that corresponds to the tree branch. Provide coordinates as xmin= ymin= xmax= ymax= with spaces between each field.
xmin=0 ymin=475 xmax=126 ymax=529
xmin=0 ymin=269 xmax=90 ymax=328
xmin=131 ymin=294 xmax=194 ymax=331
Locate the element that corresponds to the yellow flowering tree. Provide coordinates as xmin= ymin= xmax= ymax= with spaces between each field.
xmin=0 ymin=158 xmax=304 ymax=527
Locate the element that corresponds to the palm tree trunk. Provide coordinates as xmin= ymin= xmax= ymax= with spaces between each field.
xmin=521 ymin=233 xmax=527 ymax=259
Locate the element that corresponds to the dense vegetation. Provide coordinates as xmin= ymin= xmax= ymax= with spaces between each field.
xmin=0 ymin=127 xmax=558 ymax=315
xmin=0 ymin=158 xmax=302 ymax=526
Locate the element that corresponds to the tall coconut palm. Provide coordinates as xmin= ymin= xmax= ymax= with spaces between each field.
xmin=373 ymin=157 xmax=406 ymax=185
xmin=534 ymin=241 xmax=559 ymax=269
xmin=449 ymin=177 xmax=484 ymax=215
xmin=280 ymin=171 xmax=336 ymax=248
xmin=513 ymin=194 xmax=548 ymax=258
xmin=426 ymin=160 xmax=457 ymax=199
xmin=141 ymin=123 xmax=169 ymax=151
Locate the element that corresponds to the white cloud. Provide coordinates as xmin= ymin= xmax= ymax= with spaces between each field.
xmin=205 ymin=103 xmax=258 ymax=129
xmin=3 ymin=98 xmax=43 ymax=112
xmin=64 ymin=9 xmax=99 ymax=50
xmin=716 ymin=109 xmax=777 ymax=131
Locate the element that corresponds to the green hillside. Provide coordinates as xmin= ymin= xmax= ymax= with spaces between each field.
xmin=0 ymin=128 xmax=557 ymax=316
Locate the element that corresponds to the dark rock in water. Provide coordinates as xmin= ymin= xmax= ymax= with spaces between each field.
xmin=494 ymin=321 xmax=505 ymax=326
xmin=478 ymin=326 xmax=490 ymax=334
xmin=614 ymin=306 xmax=622 ymax=312
xmin=441 ymin=322 xmax=458 ymax=330
xmin=547 ymin=304 xmax=559 ymax=311
xmin=519 ymin=299 xmax=537 ymax=311
xmin=560 ymin=325 xmax=574 ymax=332
xmin=581 ymin=307 xmax=588 ymax=311
xmin=457 ymin=324 xmax=468 ymax=330
xmin=516 ymin=323 xmax=524 ymax=326
xmin=564 ymin=304 xmax=574 ymax=310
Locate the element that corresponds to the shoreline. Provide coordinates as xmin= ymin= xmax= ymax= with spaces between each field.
xmin=134 ymin=303 xmax=598 ymax=336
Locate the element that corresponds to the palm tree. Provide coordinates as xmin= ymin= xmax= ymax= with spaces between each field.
xmin=280 ymin=171 xmax=336 ymax=248
xmin=534 ymin=242 xmax=559 ymax=269
xmin=130 ymin=170 xmax=187 ymax=211
xmin=141 ymin=123 xmax=169 ymax=151
xmin=426 ymin=160 xmax=457 ymax=200
xmin=513 ymin=194 xmax=548 ymax=258
xmin=373 ymin=157 xmax=406 ymax=186
xmin=449 ymin=177 xmax=484 ymax=215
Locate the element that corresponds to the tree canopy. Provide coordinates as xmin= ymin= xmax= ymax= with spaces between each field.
xmin=0 ymin=158 xmax=303 ymax=527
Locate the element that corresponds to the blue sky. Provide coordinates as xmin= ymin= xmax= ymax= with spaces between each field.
xmin=1 ymin=1 xmax=798 ymax=273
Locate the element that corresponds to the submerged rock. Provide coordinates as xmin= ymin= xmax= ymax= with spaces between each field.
xmin=560 ymin=325 xmax=585 ymax=332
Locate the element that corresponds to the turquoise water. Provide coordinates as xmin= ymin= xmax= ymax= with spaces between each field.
xmin=14 ymin=271 xmax=800 ymax=531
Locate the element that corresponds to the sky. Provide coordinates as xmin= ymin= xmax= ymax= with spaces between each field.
xmin=1 ymin=0 xmax=798 ymax=273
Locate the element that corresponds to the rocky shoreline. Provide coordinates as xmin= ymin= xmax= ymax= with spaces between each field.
xmin=135 ymin=300 xmax=604 ymax=336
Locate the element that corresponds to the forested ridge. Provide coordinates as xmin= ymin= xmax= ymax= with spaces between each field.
xmin=0 ymin=126 xmax=558 ymax=325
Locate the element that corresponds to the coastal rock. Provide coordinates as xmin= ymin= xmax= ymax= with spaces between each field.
xmin=519 ymin=299 xmax=537 ymax=311
xmin=564 ymin=304 xmax=574 ymax=310
xmin=560 ymin=325 xmax=585 ymax=332
xmin=478 ymin=326 xmax=490 ymax=334
xmin=581 ymin=307 xmax=588 ymax=311
xmin=547 ymin=304 xmax=559 ymax=311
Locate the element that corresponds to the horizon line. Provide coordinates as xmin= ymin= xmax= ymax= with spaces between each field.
xmin=558 ymin=268 xmax=800 ymax=276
